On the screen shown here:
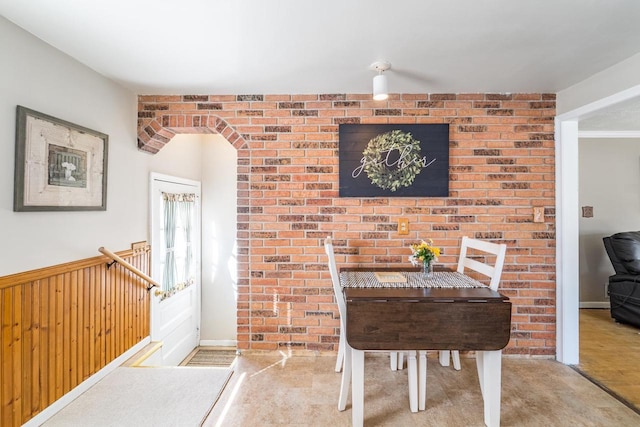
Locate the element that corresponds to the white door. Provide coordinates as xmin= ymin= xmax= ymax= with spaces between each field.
xmin=150 ymin=173 xmax=201 ymax=366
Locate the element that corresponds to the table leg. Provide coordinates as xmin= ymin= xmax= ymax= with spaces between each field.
xmin=477 ymin=350 xmax=502 ymax=427
xmin=352 ymin=349 xmax=365 ymax=427
xmin=418 ymin=350 xmax=427 ymax=411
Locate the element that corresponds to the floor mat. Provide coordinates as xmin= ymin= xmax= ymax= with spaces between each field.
xmin=184 ymin=348 xmax=238 ymax=368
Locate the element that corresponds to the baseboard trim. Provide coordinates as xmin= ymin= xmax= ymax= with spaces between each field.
xmin=579 ymin=302 xmax=611 ymax=309
xmin=200 ymin=339 xmax=237 ymax=347
xmin=23 ymin=337 xmax=151 ymax=427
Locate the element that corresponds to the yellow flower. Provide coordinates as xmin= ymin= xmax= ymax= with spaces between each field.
xmin=409 ymin=239 xmax=440 ymax=265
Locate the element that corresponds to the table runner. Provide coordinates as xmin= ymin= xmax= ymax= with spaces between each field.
xmin=339 ymin=271 xmax=486 ymax=289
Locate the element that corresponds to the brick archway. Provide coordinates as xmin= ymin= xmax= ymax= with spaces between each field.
xmin=137 ymin=109 xmax=251 ymax=350
xmin=137 ymin=116 xmax=246 ymax=154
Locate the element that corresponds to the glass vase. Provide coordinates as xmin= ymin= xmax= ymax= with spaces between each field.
xmin=423 ymin=261 xmax=433 ymax=279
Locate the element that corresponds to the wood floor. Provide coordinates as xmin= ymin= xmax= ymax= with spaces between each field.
xmin=578 ymin=308 xmax=640 ymax=410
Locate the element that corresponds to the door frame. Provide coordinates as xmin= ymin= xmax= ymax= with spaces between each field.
xmin=555 ymin=84 xmax=640 ymax=364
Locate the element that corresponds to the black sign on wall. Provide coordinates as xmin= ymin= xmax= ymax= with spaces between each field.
xmin=338 ymin=124 xmax=449 ymax=197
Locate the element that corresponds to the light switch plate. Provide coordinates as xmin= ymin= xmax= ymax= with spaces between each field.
xmin=398 ymin=218 xmax=409 ymax=235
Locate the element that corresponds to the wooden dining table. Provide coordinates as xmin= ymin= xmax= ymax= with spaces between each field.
xmin=340 ymin=267 xmax=511 ymax=427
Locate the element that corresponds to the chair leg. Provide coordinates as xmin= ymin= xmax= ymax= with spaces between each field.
xmin=352 ymin=349 xmax=365 ymax=427
xmin=476 ymin=350 xmax=485 ymax=399
xmin=335 ymin=331 xmax=345 ymax=373
xmin=452 ymin=350 xmax=461 ymax=371
xmin=439 ymin=350 xmax=461 ymax=370
xmin=439 ymin=350 xmax=450 ymax=367
xmin=418 ymin=350 xmax=427 ymax=411
xmin=338 ymin=343 xmax=351 ymax=411
xmin=407 ymin=350 xmax=418 ymax=413
xmin=390 ymin=351 xmax=405 ymax=370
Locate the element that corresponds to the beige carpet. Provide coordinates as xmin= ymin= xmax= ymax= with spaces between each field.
xmin=44 ymin=367 xmax=233 ymax=427
xmin=184 ymin=348 xmax=237 ymax=368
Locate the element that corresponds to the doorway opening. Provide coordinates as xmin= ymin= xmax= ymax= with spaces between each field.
xmin=556 ymin=84 xmax=640 ymax=365
xmin=150 ymin=173 xmax=202 ymax=366
xmin=148 ymin=134 xmax=240 ymax=366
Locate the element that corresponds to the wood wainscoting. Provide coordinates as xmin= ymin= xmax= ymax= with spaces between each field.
xmin=0 ymin=243 xmax=152 ymax=426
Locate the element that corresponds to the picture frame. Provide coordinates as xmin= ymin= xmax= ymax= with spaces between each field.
xmin=339 ymin=124 xmax=449 ymax=197
xmin=14 ymin=106 xmax=108 ymax=211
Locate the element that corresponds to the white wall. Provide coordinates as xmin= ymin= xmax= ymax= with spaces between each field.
xmin=578 ymin=138 xmax=640 ymax=303
xmin=0 ymin=17 xmax=237 ymax=346
xmin=0 ymin=16 xmax=202 ymax=277
xmin=200 ymin=135 xmax=238 ymax=343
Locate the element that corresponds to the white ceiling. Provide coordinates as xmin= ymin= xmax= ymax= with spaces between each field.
xmin=578 ymin=97 xmax=640 ymax=132
xmin=2 ymin=0 xmax=640 ymax=130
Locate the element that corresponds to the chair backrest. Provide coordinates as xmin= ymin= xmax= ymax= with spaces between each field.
xmin=603 ymin=231 xmax=640 ymax=275
xmin=324 ymin=236 xmax=346 ymax=322
xmin=603 ymin=236 xmax=628 ymax=274
xmin=456 ymin=236 xmax=507 ymax=291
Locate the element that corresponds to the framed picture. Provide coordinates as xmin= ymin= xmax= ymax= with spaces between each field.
xmin=339 ymin=124 xmax=449 ymax=197
xmin=14 ymin=106 xmax=108 ymax=211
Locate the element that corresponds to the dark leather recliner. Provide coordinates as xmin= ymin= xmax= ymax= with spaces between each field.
xmin=603 ymin=231 xmax=640 ymax=328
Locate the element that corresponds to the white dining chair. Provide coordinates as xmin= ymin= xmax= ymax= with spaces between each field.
xmin=324 ymin=237 xmax=420 ymax=413
xmin=439 ymin=236 xmax=507 ymax=371
xmin=325 ymin=238 xmax=404 ymax=373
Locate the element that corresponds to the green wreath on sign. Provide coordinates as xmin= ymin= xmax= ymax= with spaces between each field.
xmin=362 ymin=130 xmax=424 ymax=192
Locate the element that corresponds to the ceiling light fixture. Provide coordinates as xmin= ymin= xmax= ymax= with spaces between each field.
xmin=371 ymin=61 xmax=391 ymax=101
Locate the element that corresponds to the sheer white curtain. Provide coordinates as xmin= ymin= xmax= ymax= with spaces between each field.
xmin=179 ymin=198 xmax=194 ymax=283
xmin=160 ymin=192 xmax=197 ymax=298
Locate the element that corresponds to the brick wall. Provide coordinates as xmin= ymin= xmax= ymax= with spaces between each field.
xmin=138 ymin=93 xmax=556 ymax=357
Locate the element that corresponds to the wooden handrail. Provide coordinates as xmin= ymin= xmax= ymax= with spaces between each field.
xmin=99 ymin=246 xmax=160 ymax=290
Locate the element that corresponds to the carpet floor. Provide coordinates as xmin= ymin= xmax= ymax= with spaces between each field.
xmin=43 ymin=366 xmax=233 ymax=427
